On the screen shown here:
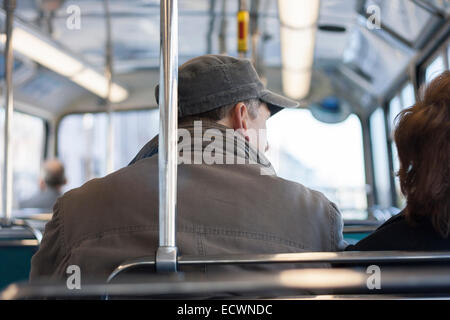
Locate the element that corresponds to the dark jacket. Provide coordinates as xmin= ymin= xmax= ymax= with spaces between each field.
xmin=347 ymin=211 xmax=450 ymax=251
xmin=30 ymin=121 xmax=346 ymax=282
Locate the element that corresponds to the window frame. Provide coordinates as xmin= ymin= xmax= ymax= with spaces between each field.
xmin=266 ymin=108 xmax=369 ymax=220
xmin=382 ymin=81 xmax=418 ymax=209
xmin=417 ymin=36 xmax=450 ymax=86
xmin=11 ymin=109 xmax=49 ymax=162
xmin=55 ymin=107 xmax=157 ymax=157
xmin=3 ymin=110 xmax=49 ymax=205
xmin=55 ymin=108 xmax=160 ymax=191
xmin=371 ymin=29 xmax=449 ymax=211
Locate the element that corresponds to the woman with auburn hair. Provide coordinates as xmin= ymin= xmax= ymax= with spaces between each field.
xmin=348 ymin=70 xmax=450 ymax=251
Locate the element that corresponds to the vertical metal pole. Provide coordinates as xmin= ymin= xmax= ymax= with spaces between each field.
xmin=361 ymin=116 xmax=376 ymax=220
xmin=206 ymin=0 xmax=216 ymax=54
xmin=2 ymin=0 xmax=16 ymax=223
xmin=156 ymin=0 xmax=178 ymax=272
xmin=104 ymin=0 xmax=114 ymax=174
xmin=250 ymin=0 xmax=260 ymax=65
xmin=219 ymin=0 xmax=227 ymax=55
xmin=383 ymin=102 xmax=398 ymax=208
xmin=47 ymin=119 xmax=57 ymax=159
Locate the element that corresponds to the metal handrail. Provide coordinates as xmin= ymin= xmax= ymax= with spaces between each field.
xmin=107 ymin=251 xmax=450 ymax=283
xmin=5 ymin=266 xmax=450 ymax=300
xmin=0 ymin=218 xmax=43 ymax=244
xmin=0 ymin=239 xmax=39 ymax=247
xmin=9 ymin=218 xmax=43 ymax=244
xmin=156 ymin=0 xmax=178 ymax=273
xmin=2 ymin=0 xmax=16 ymax=222
xmin=13 ymin=212 xmax=52 ymax=222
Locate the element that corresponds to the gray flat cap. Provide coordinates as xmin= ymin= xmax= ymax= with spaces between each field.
xmin=155 ymin=54 xmax=299 ymax=117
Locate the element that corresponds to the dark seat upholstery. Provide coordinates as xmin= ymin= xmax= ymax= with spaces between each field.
xmin=0 ymin=227 xmax=38 ymax=289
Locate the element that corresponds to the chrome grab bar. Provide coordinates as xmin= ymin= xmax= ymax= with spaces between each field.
xmin=5 ymin=266 xmax=450 ymax=300
xmin=2 ymin=0 xmax=16 ymax=222
xmin=107 ymin=251 xmax=450 ymax=283
xmin=0 ymin=218 xmax=43 ymax=244
xmin=156 ymin=0 xmax=179 ymax=273
xmin=0 ymin=239 xmax=39 ymax=247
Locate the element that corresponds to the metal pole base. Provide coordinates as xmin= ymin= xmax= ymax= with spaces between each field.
xmin=156 ymin=246 xmax=178 ymax=272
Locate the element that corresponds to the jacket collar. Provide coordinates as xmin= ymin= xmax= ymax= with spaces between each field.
xmin=129 ymin=118 xmax=275 ymax=175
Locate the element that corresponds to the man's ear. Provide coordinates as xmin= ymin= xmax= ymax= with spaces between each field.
xmin=231 ymin=102 xmax=249 ymax=132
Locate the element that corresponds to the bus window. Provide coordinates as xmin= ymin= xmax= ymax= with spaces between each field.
xmin=58 ymin=109 xmax=159 ymax=191
xmin=0 ymin=110 xmax=45 ymax=209
xmin=266 ymin=109 xmax=367 ymax=220
xmin=387 ymin=83 xmax=415 ymax=209
xmin=370 ymin=108 xmax=391 ymax=209
xmin=389 ymin=82 xmax=414 ymax=131
xmin=401 ymin=83 xmax=415 ymax=109
xmin=425 ymin=55 xmax=445 ymax=83
xmin=388 ymin=95 xmax=402 ymax=131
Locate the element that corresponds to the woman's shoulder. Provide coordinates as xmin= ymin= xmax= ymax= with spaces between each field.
xmin=346 ymin=211 xmax=450 ymax=251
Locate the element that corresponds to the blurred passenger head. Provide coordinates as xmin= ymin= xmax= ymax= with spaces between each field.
xmin=40 ymin=159 xmax=67 ymax=191
xmin=394 ymin=70 xmax=450 ymax=238
xmin=155 ymin=55 xmax=299 ymax=153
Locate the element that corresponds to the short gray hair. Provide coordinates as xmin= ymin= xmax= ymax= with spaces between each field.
xmin=181 ymin=99 xmax=261 ymax=122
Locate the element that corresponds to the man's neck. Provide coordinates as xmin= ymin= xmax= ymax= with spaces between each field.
xmin=216 ymin=118 xmax=233 ymax=129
